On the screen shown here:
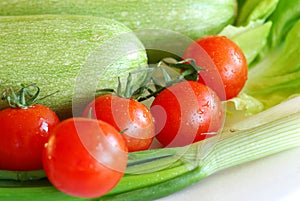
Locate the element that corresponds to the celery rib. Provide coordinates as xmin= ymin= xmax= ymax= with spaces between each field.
xmin=99 ymin=111 xmax=300 ymax=200
xmin=202 ymin=112 xmax=300 ymax=175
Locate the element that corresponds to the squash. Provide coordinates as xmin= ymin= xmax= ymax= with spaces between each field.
xmin=0 ymin=0 xmax=237 ymax=40
xmin=0 ymin=15 xmax=148 ymax=119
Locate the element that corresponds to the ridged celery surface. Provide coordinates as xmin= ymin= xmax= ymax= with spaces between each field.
xmin=1 ymin=96 xmax=300 ymax=201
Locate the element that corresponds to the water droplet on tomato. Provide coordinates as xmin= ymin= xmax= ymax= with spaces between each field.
xmin=40 ymin=121 xmax=49 ymax=136
xmin=197 ymin=109 xmax=204 ymax=114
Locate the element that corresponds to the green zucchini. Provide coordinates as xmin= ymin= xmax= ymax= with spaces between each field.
xmin=0 ymin=15 xmax=148 ymax=119
xmin=0 ymin=0 xmax=237 ymax=40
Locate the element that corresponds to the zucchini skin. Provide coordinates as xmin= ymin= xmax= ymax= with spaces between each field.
xmin=0 ymin=0 xmax=237 ymax=40
xmin=0 ymin=15 xmax=148 ymax=119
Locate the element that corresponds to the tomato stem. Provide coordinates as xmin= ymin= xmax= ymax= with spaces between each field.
xmin=1 ymin=84 xmax=58 ymax=108
xmin=94 ymin=58 xmax=203 ymax=101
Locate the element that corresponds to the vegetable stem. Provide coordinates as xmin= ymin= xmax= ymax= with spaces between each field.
xmin=100 ymin=107 xmax=300 ymax=200
xmin=98 ymin=166 xmax=207 ymax=201
xmin=202 ymin=111 xmax=300 ymax=175
xmin=0 ymin=169 xmax=46 ymax=182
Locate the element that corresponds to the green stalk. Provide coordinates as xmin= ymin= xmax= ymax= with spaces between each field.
xmin=0 ymin=169 xmax=45 ymax=181
xmin=99 ymin=109 xmax=300 ymax=200
xmin=0 ymin=186 xmax=86 ymax=201
xmin=107 ymin=165 xmax=191 ymax=196
xmin=98 ymin=166 xmax=207 ymax=201
xmin=202 ymin=111 xmax=300 ymax=175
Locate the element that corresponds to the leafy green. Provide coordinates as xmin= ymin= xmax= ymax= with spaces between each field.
xmin=222 ymin=0 xmax=300 ymax=118
xmin=236 ymin=0 xmax=279 ymax=25
xmin=269 ymin=0 xmax=300 ymax=47
xmin=243 ymin=19 xmax=300 ymax=110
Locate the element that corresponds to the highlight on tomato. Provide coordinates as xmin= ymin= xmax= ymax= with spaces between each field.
xmin=183 ymin=35 xmax=248 ymax=100
xmin=82 ymin=94 xmax=155 ymax=152
xmin=150 ymin=80 xmax=224 ymax=147
xmin=42 ymin=117 xmax=128 ymax=198
xmin=0 ymin=84 xmax=60 ymax=171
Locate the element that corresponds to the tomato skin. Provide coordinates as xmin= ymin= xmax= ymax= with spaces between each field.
xmin=183 ymin=35 xmax=248 ymax=100
xmin=0 ymin=104 xmax=60 ymax=171
xmin=43 ymin=118 xmax=128 ymax=198
xmin=82 ymin=94 xmax=155 ymax=152
xmin=150 ymin=81 xmax=223 ymax=147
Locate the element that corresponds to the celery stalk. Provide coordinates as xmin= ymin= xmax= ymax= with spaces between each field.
xmin=203 ymin=111 xmax=300 ymax=175
xmin=99 ymin=97 xmax=300 ymax=201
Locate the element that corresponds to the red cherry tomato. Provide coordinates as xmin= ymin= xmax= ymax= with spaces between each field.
xmin=0 ymin=104 xmax=60 ymax=171
xmin=183 ymin=35 xmax=248 ymax=100
xmin=43 ymin=118 xmax=128 ymax=198
xmin=150 ymin=81 xmax=223 ymax=147
xmin=82 ymin=94 xmax=155 ymax=152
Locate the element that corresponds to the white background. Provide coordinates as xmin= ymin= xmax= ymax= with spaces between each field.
xmin=159 ymin=147 xmax=300 ymax=201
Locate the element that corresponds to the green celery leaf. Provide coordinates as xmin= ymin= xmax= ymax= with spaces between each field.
xmin=219 ymin=20 xmax=272 ymax=65
xmin=269 ymin=0 xmax=300 ymax=47
xmin=236 ymin=0 xmax=279 ymax=26
xmin=243 ymin=19 xmax=300 ymax=110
